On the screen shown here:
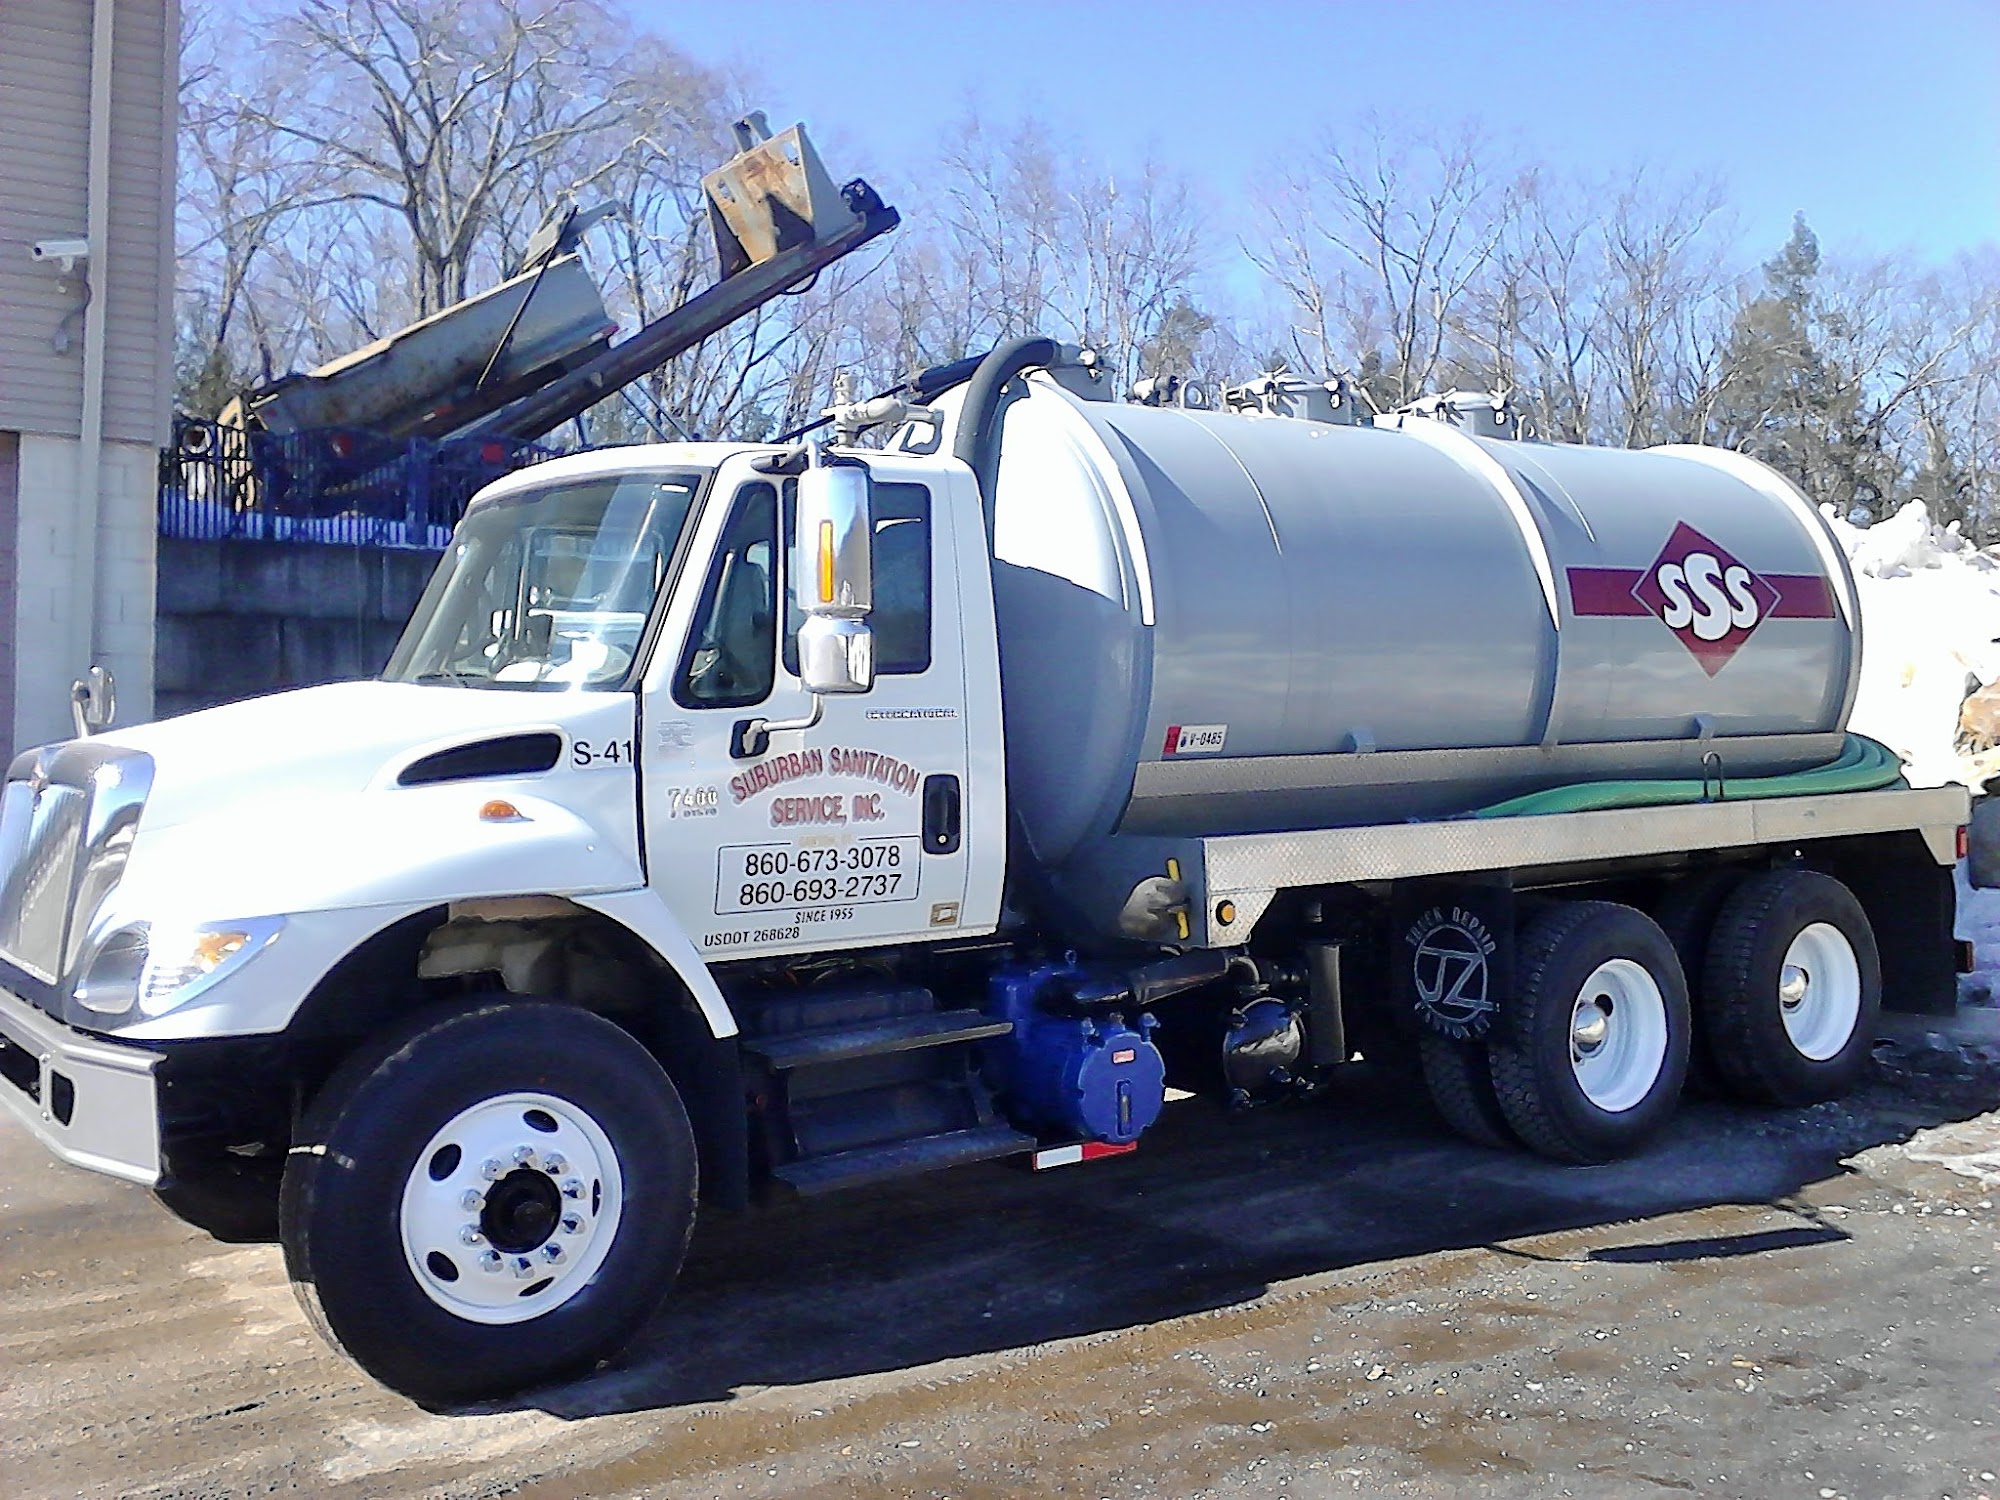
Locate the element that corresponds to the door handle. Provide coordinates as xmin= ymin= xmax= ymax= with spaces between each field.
xmin=922 ymin=774 xmax=961 ymax=855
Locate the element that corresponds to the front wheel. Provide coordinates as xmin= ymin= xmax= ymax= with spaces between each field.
xmin=280 ymin=1001 xmax=696 ymax=1403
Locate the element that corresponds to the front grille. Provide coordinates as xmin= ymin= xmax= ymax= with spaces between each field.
xmin=0 ymin=744 xmax=153 ymax=998
xmin=0 ymin=781 xmax=87 ymax=983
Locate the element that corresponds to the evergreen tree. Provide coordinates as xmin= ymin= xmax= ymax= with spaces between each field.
xmin=1710 ymin=214 xmax=1900 ymax=516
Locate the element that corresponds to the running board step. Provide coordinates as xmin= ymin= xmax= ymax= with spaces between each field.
xmin=773 ymin=1124 xmax=1036 ymax=1195
xmin=743 ymin=1009 xmax=1012 ymax=1070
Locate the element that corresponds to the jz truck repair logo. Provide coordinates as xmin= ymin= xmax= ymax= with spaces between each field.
xmin=1406 ymin=905 xmax=1498 ymax=1040
xmin=1565 ymin=521 xmax=1835 ymax=677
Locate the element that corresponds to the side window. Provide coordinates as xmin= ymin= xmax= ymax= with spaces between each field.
xmin=674 ymin=483 xmax=777 ymax=709
xmin=783 ymin=481 xmax=933 ymax=675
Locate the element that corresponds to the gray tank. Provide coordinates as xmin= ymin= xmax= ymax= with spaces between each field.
xmin=965 ymin=377 xmax=1861 ymax=867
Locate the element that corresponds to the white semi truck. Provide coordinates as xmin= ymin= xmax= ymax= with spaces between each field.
xmin=0 ymin=338 xmax=1971 ymax=1400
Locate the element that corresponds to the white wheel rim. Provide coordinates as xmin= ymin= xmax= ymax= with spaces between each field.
xmin=1568 ymin=958 xmax=1669 ymax=1113
xmin=1778 ymin=922 xmax=1862 ymax=1061
xmin=398 ymin=1091 xmax=623 ymax=1325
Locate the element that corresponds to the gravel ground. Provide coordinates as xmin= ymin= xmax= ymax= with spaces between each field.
xmin=3 ymin=1017 xmax=1998 ymax=1500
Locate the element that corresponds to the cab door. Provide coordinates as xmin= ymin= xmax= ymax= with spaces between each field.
xmin=641 ymin=457 xmax=971 ymax=961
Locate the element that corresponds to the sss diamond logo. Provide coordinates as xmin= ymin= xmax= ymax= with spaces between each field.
xmin=1565 ymin=520 xmax=1837 ymax=678
xmin=1627 ymin=521 xmax=1780 ymax=675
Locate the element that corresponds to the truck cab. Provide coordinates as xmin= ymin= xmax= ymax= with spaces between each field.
xmin=376 ymin=441 xmax=1005 ymax=964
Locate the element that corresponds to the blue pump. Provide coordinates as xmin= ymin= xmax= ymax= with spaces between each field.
xmin=984 ymin=958 xmax=1168 ymax=1146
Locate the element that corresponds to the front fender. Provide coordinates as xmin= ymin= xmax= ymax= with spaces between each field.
xmin=108 ymin=888 xmax=736 ymax=1045
xmin=572 ymin=889 xmax=737 ymax=1039
xmin=97 ymin=784 xmax=650 ymax=1041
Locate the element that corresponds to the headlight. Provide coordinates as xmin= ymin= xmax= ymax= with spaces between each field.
xmin=71 ymin=916 xmax=285 ymax=1023
xmin=72 ymin=924 xmax=148 ymax=1016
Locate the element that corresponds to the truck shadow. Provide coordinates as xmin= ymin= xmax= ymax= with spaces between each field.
xmin=496 ymin=1047 xmax=2000 ymax=1421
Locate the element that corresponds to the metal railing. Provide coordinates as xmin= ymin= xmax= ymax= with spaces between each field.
xmin=159 ymin=419 xmax=569 ymax=548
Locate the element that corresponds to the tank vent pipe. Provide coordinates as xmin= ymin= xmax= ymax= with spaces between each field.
xmin=951 ymin=335 xmax=1061 ymax=550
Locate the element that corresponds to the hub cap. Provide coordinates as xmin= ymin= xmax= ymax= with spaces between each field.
xmin=398 ymin=1091 xmax=622 ymax=1324
xmin=1568 ymin=959 xmax=1669 ymax=1114
xmin=1777 ymin=922 xmax=1862 ymax=1061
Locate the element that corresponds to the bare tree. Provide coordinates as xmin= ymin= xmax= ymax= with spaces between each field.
xmin=1251 ymin=117 xmax=1520 ymax=407
xmin=243 ymin=0 xmax=710 ymax=317
xmin=175 ymin=7 xmax=349 ymax=410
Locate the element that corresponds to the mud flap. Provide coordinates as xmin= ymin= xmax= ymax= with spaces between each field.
xmin=1392 ymin=881 xmax=1515 ymax=1041
xmin=1968 ymin=790 xmax=2000 ymax=889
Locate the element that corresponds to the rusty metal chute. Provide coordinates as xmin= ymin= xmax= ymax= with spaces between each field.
xmin=216 ymin=114 xmax=897 ymax=449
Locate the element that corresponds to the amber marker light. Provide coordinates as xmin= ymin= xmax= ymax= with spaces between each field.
xmin=1215 ymin=900 xmax=1237 ymax=926
xmin=192 ymin=931 xmax=250 ymax=969
xmin=818 ymin=519 xmax=836 ymax=603
xmin=479 ymin=799 xmax=528 ymax=822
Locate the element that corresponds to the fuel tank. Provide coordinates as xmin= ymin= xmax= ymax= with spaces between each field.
xmin=971 ymin=377 xmax=1860 ymax=866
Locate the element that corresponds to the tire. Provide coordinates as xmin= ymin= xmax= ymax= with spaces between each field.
xmin=280 ymin=1000 xmax=697 ymax=1404
xmin=1418 ymin=1030 xmax=1516 ymax=1150
xmin=1650 ymin=870 xmax=1744 ymax=1095
xmin=1488 ymin=901 xmax=1691 ymax=1164
xmin=154 ymin=1156 xmax=282 ymax=1243
xmin=1700 ymin=868 xmax=1881 ymax=1107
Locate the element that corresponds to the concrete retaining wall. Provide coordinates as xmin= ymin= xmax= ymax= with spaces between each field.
xmin=154 ymin=537 xmax=438 ymax=720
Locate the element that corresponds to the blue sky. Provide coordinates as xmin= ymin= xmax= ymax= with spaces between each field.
xmin=643 ymin=0 xmax=2000 ymax=265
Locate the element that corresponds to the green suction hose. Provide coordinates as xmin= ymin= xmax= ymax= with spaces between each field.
xmin=1470 ymin=732 xmax=1905 ymax=820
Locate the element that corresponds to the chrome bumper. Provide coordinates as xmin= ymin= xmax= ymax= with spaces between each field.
xmin=0 ymin=984 xmax=161 ymax=1185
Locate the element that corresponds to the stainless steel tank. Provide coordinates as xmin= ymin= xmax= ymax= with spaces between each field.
xmin=967 ymin=377 xmax=1860 ymax=867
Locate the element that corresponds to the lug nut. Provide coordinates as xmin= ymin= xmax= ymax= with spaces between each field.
xmin=513 ymin=1145 xmax=538 ymax=1166
xmin=560 ymin=1176 xmax=584 ymax=1200
xmin=541 ymin=1153 xmax=567 ymax=1175
xmin=459 ymin=1189 xmax=484 ymax=1212
xmin=458 ymin=1225 xmax=484 ymax=1246
xmin=481 ymin=1157 xmax=506 ymax=1181
xmin=478 ymin=1250 xmax=502 ymax=1273
xmin=560 ymin=1214 xmax=584 ymax=1235
xmin=512 ymin=1256 xmax=535 ymax=1279
xmin=542 ymin=1244 xmax=565 ymax=1264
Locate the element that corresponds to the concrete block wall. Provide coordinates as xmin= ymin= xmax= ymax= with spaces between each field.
xmin=153 ymin=539 xmax=439 ymax=720
xmin=8 ymin=432 xmax=158 ymax=752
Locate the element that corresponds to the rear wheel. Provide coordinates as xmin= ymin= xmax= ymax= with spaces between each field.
xmin=1488 ymin=901 xmax=1691 ymax=1164
xmin=1418 ymin=1031 xmax=1515 ymax=1149
xmin=1700 ymin=869 xmax=1880 ymax=1106
xmin=280 ymin=1000 xmax=696 ymax=1403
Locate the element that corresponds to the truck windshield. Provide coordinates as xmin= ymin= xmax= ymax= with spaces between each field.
xmin=383 ymin=467 xmax=708 ymax=690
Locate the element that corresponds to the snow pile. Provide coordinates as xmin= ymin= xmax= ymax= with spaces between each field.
xmin=1822 ymin=500 xmax=2000 ymax=790
xmin=1820 ymin=500 xmax=2000 ymax=991
xmin=1837 ymin=498 xmax=1980 ymax=580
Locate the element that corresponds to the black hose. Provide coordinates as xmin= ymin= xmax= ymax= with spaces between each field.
xmin=908 ymin=353 xmax=985 ymax=402
xmin=951 ymin=335 xmax=1061 ymax=547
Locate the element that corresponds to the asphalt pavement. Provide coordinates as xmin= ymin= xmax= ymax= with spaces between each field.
xmin=3 ymin=1016 xmax=1998 ymax=1499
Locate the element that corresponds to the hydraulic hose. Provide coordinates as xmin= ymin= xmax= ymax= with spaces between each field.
xmin=950 ymin=335 xmax=1061 ymax=549
xmin=1470 ymin=732 xmax=1905 ymax=820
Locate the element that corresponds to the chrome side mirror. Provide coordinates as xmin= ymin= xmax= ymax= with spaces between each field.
xmin=794 ymin=456 xmax=875 ymax=695
xmin=69 ymin=666 xmax=116 ymax=738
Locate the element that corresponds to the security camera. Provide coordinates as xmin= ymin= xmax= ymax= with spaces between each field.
xmin=31 ymin=238 xmax=90 ymax=271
